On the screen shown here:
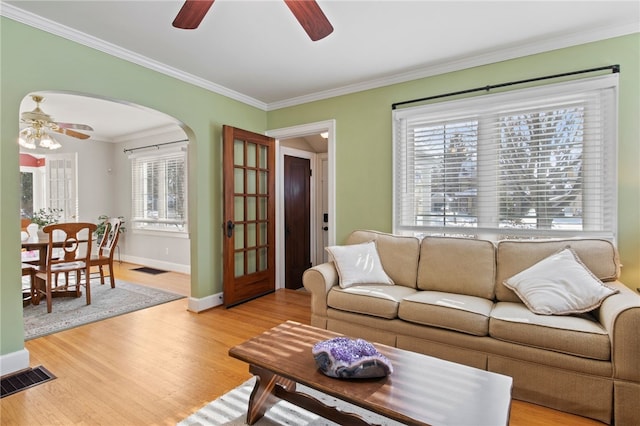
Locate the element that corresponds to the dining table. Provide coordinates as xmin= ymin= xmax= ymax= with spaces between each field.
xmin=21 ymin=237 xmax=55 ymax=270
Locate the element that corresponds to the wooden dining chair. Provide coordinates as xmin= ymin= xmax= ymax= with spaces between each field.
xmin=33 ymin=222 xmax=97 ymax=313
xmin=90 ymin=217 xmax=122 ymax=288
xmin=21 ymin=262 xmax=35 ymax=307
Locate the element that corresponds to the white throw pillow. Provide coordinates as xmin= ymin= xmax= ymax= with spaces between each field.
xmin=504 ymin=247 xmax=618 ymax=315
xmin=326 ymin=241 xmax=394 ymax=288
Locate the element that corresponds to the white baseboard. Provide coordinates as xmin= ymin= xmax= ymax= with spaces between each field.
xmin=118 ymin=254 xmax=223 ymax=312
xmin=188 ymin=292 xmax=223 ymax=313
xmin=0 ymin=349 xmax=30 ymax=377
xmin=120 ymin=254 xmax=190 ymax=274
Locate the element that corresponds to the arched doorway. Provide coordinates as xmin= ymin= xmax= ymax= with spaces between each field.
xmin=18 ymin=90 xmax=193 ymax=286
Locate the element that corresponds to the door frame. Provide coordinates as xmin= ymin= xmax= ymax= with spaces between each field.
xmin=316 ymin=152 xmax=329 ymax=265
xmin=267 ymin=119 xmax=336 ymax=290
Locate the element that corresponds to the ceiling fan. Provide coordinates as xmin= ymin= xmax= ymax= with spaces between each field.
xmin=172 ymin=0 xmax=334 ymax=41
xmin=20 ymin=95 xmax=93 ymax=141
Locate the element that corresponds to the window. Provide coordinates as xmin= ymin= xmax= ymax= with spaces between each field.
xmin=130 ymin=143 xmax=188 ymax=233
xmin=393 ymin=75 xmax=618 ymax=241
xmin=20 ymin=171 xmax=34 ymax=218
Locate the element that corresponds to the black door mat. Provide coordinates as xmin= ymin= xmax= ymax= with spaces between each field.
xmin=132 ymin=266 xmax=168 ymax=275
xmin=1 ymin=366 xmax=56 ymax=398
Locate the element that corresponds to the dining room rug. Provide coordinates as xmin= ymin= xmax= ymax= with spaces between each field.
xmin=23 ymin=278 xmax=184 ymax=340
xmin=178 ymin=377 xmax=403 ymax=426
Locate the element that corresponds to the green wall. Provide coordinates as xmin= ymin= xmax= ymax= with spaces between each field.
xmin=1 ymin=18 xmax=265 ymax=358
xmin=267 ymin=34 xmax=640 ymax=291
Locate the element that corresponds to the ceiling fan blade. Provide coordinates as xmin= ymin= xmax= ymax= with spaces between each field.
xmin=173 ymin=0 xmax=215 ymax=29
xmin=52 ymin=128 xmax=91 ymax=140
xmin=284 ymin=0 xmax=333 ymax=41
xmin=56 ymin=122 xmax=94 ymax=132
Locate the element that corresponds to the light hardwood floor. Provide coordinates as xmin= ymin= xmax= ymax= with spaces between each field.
xmin=1 ymin=262 xmax=603 ymax=425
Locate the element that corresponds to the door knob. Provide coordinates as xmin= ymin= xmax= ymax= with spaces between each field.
xmin=226 ymin=220 xmax=235 ymax=238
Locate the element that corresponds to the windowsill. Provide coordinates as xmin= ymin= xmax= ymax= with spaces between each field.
xmin=131 ymin=229 xmax=189 ymax=239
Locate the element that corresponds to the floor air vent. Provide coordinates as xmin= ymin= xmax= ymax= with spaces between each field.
xmin=1 ymin=366 xmax=56 ymax=398
xmin=132 ymin=266 xmax=168 ymax=275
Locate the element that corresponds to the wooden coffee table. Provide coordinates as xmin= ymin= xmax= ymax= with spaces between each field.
xmin=229 ymin=321 xmax=512 ymax=425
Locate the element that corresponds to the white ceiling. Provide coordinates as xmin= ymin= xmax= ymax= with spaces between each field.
xmin=19 ymin=91 xmax=183 ymax=142
xmin=5 ymin=0 xmax=639 ymax=141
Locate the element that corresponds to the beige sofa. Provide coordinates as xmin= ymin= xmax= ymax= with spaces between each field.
xmin=303 ymin=230 xmax=640 ymax=424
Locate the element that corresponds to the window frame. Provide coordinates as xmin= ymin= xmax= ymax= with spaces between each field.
xmin=46 ymin=152 xmax=78 ymax=222
xmin=129 ymin=143 xmax=188 ymax=235
xmin=392 ymin=74 xmax=618 ymax=241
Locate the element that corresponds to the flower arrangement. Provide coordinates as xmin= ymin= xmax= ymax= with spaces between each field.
xmin=31 ymin=208 xmax=63 ymax=227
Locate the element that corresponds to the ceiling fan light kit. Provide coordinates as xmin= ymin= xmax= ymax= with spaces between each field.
xmin=19 ymin=95 xmax=92 ymax=150
xmin=173 ymin=0 xmax=333 ymax=41
xmin=19 ymin=127 xmax=62 ymax=150
xmin=18 ymin=128 xmax=37 ymax=150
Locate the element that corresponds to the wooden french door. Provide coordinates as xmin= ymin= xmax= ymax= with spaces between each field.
xmin=284 ymin=155 xmax=311 ymax=289
xmin=223 ymin=126 xmax=276 ymax=307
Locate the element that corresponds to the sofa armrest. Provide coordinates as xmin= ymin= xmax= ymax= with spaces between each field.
xmin=303 ymin=262 xmax=338 ymax=317
xmin=597 ymin=281 xmax=640 ymax=382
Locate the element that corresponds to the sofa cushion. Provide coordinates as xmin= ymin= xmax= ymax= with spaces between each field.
xmin=490 ymin=302 xmax=611 ymax=360
xmin=346 ymin=230 xmax=420 ymax=288
xmin=496 ymin=239 xmax=620 ymax=302
xmin=326 ymin=241 xmax=393 ymax=288
xmin=327 ymin=285 xmax=417 ymax=319
xmin=399 ymin=291 xmax=493 ymax=336
xmin=504 ymin=247 xmax=619 ymax=315
xmin=417 ymin=236 xmax=496 ymax=299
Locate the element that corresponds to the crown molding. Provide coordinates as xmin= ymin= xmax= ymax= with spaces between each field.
xmin=113 ymin=123 xmax=186 ymax=144
xmin=266 ymin=21 xmax=639 ymax=111
xmin=2 ymin=2 xmax=637 ymax=113
xmin=0 ymin=3 xmax=267 ymax=111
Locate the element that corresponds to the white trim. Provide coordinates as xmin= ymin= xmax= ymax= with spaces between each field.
xmin=266 ymin=23 xmax=638 ymax=110
xmin=121 ymin=254 xmax=190 ymax=275
xmin=187 ymin=293 xmax=223 ymax=313
xmin=114 ymin=124 xmax=183 ymax=144
xmin=315 ymin=153 xmax=330 ymax=265
xmin=0 ymin=349 xmax=30 ymax=377
xmin=130 ymin=228 xmax=190 ymax=238
xmin=126 ymin=141 xmax=188 ymax=160
xmin=2 ymin=2 xmax=635 ymax=111
xmin=129 ymin=143 xmax=189 ymax=234
xmin=392 ymin=74 xmax=618 ymax=240
xmin=267 ymin=120 xmax=336 ymax=290
xmin=20 ymin=165 xmax=46 ymax=213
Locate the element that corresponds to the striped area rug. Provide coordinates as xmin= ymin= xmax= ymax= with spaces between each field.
xmin=178 ymin=377 xmax=403 ymax=426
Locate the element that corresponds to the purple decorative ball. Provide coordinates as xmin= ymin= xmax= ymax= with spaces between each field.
xmin=312 ymin=337 xmax=393 ymax=379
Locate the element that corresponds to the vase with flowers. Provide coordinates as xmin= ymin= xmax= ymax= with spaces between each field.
xmin=30 ymin=208 xmax=63 ymax=239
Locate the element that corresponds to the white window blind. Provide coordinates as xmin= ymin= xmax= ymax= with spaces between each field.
xmin=393 ymin=74 xmax=618 ymax=241
xmin=130 ymin=143 xmax=188 ymax=233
